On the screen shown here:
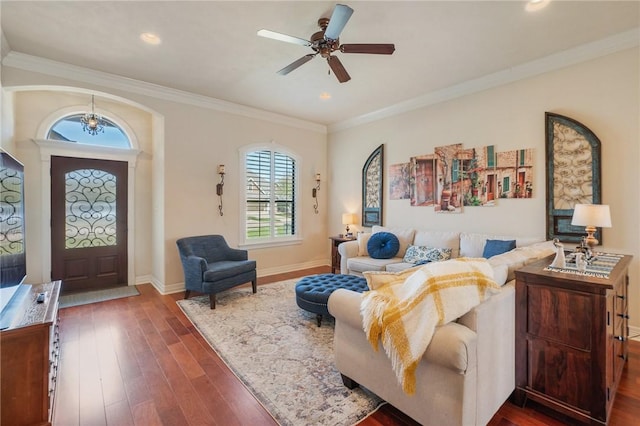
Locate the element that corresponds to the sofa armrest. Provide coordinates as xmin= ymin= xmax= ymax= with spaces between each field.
xmin=328 ymin=288 xmax=362 ymax=327
xmin=337 ymin=240 xmax=359 ymax=274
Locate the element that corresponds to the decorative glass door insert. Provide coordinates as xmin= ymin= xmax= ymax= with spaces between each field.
xmin=65 ymin=168 xmax=117 ymax=249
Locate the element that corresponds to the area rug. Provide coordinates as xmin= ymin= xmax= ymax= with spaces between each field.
xmin=177 ymin=279 xmax=384 ymax=426
xmin=59 ymin=285 xmax=140 ymax=308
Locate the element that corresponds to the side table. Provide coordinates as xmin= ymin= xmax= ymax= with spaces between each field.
xmin=513 ymin=253 xmax=632 ymax=425
xmin=329 ymin=235 xmax=356 ymax=274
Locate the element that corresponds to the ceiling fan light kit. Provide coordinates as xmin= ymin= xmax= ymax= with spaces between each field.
xmin=257 ymin=4 xmax=395 ymax=83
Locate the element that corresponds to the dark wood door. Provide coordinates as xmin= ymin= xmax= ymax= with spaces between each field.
xmin=51 ymin=156 xmax=128 ymax=294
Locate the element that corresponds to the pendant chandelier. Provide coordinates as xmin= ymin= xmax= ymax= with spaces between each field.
xmin=81 ymin=95 xmax=105 ymax=136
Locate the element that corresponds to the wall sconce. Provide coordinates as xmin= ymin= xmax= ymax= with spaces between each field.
xmin=312 ymin=173 xmax=321 ymax=214
xmin=217 ymin=164 xmax=225 ymax=216
xmin=342 ymin=213 xmax=356 ymax=237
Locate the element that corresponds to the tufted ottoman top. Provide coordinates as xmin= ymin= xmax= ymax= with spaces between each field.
xmin=296 ymin=274 xmax=368 ymax=301
xmin=295 ymin=274 xmax=368 ymax=325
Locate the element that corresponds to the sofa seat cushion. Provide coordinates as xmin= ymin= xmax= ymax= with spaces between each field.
xmin=385 ymin=262 xmax=417 ymax=273
xmin=347 ymin=256 xmax=403 ymax=274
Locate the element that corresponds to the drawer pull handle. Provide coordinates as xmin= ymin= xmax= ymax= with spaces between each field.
xmin=617 ymin=314 xmax=630 ymax=319
xmin=614 ymin=335 xmax=626 ymax=341
xmin=616 ymin=295 xmax=626 ymax=300
xmin=618 ymin=354 xmax=627 ymax=361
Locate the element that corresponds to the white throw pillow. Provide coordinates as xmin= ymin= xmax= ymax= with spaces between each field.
xmin=357 ymin=232 xmax=372 ymax=256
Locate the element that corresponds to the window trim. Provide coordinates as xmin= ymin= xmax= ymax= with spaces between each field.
xmin=238 ymin=143 xmax=302 ymax=249
xmin=37 ymin=105 xmax=138 ymax=150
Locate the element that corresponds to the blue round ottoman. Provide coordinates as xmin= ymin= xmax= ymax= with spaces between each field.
xmin=295 ymin=274 xmax=368 ymax=326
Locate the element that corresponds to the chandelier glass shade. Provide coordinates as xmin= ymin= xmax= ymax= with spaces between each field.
xmin=81 ymin=95 xmax=105 ymax=136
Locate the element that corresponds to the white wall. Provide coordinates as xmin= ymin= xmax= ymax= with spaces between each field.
xmin=328 ymin=48 xmax=640 ymax=329
xmin=2 ymin=67 xmax=328 ymax=293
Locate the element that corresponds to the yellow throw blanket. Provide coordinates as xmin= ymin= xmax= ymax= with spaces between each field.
xmin=360 ymin=258 xmax=500 ymax=394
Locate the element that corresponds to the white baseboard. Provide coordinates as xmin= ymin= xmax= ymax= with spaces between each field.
xmin=256 ymin=259 xmax=328 ymax=278
xmin=135 ymin=259 xmax=330 ymax=296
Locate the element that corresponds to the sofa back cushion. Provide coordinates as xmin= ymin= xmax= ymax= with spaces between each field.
xmin=413 ymin=230 xmax=461 ymax=258
xmin=460 ymin=232 xmax=543 ymax=258
xmin=372 ymin=226 xmax=415 ymax=257
xmin=488 ymin=240 xmax=556 ymax=281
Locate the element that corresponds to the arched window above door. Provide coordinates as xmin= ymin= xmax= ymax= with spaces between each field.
xmin=47 ymin=114 xmax=131 ymax=149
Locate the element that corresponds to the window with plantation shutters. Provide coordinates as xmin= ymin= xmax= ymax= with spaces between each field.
xmin=242 ymin=146 xmax=299 ymax=246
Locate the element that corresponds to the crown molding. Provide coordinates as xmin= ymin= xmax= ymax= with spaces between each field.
xmin=1 ymin=52 xmax=327 ymax=134
xmin=328 ymin=28 xmax=640 ymax=133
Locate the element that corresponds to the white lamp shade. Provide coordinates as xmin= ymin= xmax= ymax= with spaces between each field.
xmin=342 ymin=213 xmax=356 ymax=225
xmin=571 ymin=204 xmax=612 ymax=228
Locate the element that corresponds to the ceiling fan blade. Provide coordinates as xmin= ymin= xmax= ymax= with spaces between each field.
xmin=324 ymin=4 xmax=354 ymax=41
xmin=257 ymin=29 xmax=312 ymax=47
xmin=277 ymin=54 xmax=316 ymax=75
xmin=327 ymin=56 xmax=351 ymax=83
xmin=340 ymin=44 xmax=396 ymax=55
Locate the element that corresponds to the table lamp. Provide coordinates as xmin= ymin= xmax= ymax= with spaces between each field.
xmin=342 ymin=213 xmax=356 ymax=237
xmin=571 ymin=204 xmax=612 ymax=249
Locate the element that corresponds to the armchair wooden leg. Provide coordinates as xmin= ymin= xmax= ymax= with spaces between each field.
xmin=209 ymin=294 xmax=216 ymax=309
xmin=184 ymin=290 xmax=191 ymax=300
xmin=252 ymin=279 xmax=257 ymax=294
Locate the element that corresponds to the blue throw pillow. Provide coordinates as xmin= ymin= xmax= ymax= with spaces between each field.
xmin=482 ymin=239 xmax=516 ymax=258
xmin=367 ymin=232 xmax=400 ymax=259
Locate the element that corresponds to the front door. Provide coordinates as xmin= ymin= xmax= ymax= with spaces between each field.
xmin=51 ymin=156 xmax=128 ymax=294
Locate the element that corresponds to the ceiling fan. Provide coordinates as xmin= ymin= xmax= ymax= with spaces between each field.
xmin=257 ymin=4 xmax=395 ymax=83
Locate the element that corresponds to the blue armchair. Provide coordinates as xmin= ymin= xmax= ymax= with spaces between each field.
xmin=176 ymin=235 xmax=257 ymax=309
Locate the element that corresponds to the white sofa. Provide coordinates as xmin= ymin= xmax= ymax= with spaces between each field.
xmin=329 ymin=226 xmax=556 ymax=425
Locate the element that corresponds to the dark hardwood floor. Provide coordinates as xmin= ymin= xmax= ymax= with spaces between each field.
xmin=54 ymin=267 xmax=640 ymax=426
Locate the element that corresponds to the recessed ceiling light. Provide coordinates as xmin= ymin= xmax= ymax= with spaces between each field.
xmin=319 ymin=92 xmax=331 ymax=100
xmin=525 ymin=0 xmax=550 ymax=12
xmin=140 ymin=32 xmax=161 ymax=45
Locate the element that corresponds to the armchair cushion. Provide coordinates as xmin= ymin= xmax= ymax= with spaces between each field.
xmin=203 ymin=259 xmax=257 ymax=282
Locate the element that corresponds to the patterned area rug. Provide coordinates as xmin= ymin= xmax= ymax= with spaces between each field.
xmin=177 ymin=279 xmax=384 ymax=426
xmin=59 ymin=285 xmax=140 ymax=308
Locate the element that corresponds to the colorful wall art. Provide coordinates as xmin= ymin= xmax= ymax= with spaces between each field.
xmin=389 ymin=163 xmax=410 ymax=200
xmin=392 ymin=142 xmax=534 ymax=213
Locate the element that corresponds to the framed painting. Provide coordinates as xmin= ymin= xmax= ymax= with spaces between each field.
xmin=545 ymin=112 xmax=602 ymax=243
xmin=362 ymin=144 xmax=384 ymax=227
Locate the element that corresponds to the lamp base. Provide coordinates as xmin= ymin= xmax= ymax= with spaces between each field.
xmin=584 ymin=225 xmax=599 ymax=249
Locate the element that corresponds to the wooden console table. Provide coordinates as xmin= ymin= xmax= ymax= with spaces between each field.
xmin=513 ymin=254 xmax=631 ymax=425
xmin=1 ymin=281 xmax=61 ymax=426
xmin=329 ymin=235 xmax=355 ymax=274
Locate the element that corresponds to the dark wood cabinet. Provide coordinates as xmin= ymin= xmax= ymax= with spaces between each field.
xmin=514 ymin=255 xmax=631 ymax=425
xmin=329 ymin=236 xmax=355 ymax=274
xmin=1 ymin=281 xmax=61 ymax=426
